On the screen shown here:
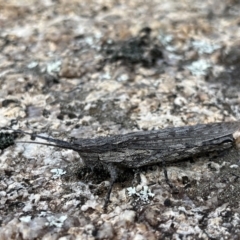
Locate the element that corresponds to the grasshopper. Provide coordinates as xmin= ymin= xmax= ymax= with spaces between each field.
xmin=10 ymin=121 xmax=240 ymax=209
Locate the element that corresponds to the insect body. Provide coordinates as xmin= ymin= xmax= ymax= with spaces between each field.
xmin=17 ymin=121 xmax=239 ymax=166
xmin=13 ymin=121 xmax=240 ymax=209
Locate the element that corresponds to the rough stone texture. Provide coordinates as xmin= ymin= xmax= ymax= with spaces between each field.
xmin=1 ymin=0 xmax=240 ymax=239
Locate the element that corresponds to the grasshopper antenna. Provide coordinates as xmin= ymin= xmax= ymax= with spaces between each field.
xmin=13 ymin=129 xmax=81 ymax=151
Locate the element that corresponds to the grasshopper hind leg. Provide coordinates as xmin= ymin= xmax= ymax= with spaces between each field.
xmin=162 ymin=159 xmax=179 ymax=194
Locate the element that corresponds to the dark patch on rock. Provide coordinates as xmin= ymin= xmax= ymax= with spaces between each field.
xmin=0 ymin=131 xmax=18 ymax=152
xmin=101 ymin=27 xmax=163 ymax=69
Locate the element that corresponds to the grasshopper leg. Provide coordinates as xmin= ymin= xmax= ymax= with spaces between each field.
xmin=103 ymin=163 xmax=118 ymax=211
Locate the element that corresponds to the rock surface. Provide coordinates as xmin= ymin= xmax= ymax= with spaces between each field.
xmin=1 ymin=0 xmax=240 ymax=239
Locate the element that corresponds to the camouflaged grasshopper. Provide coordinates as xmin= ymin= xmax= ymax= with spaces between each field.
xmin=10 ymin=121 xmax=240 ymax=209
